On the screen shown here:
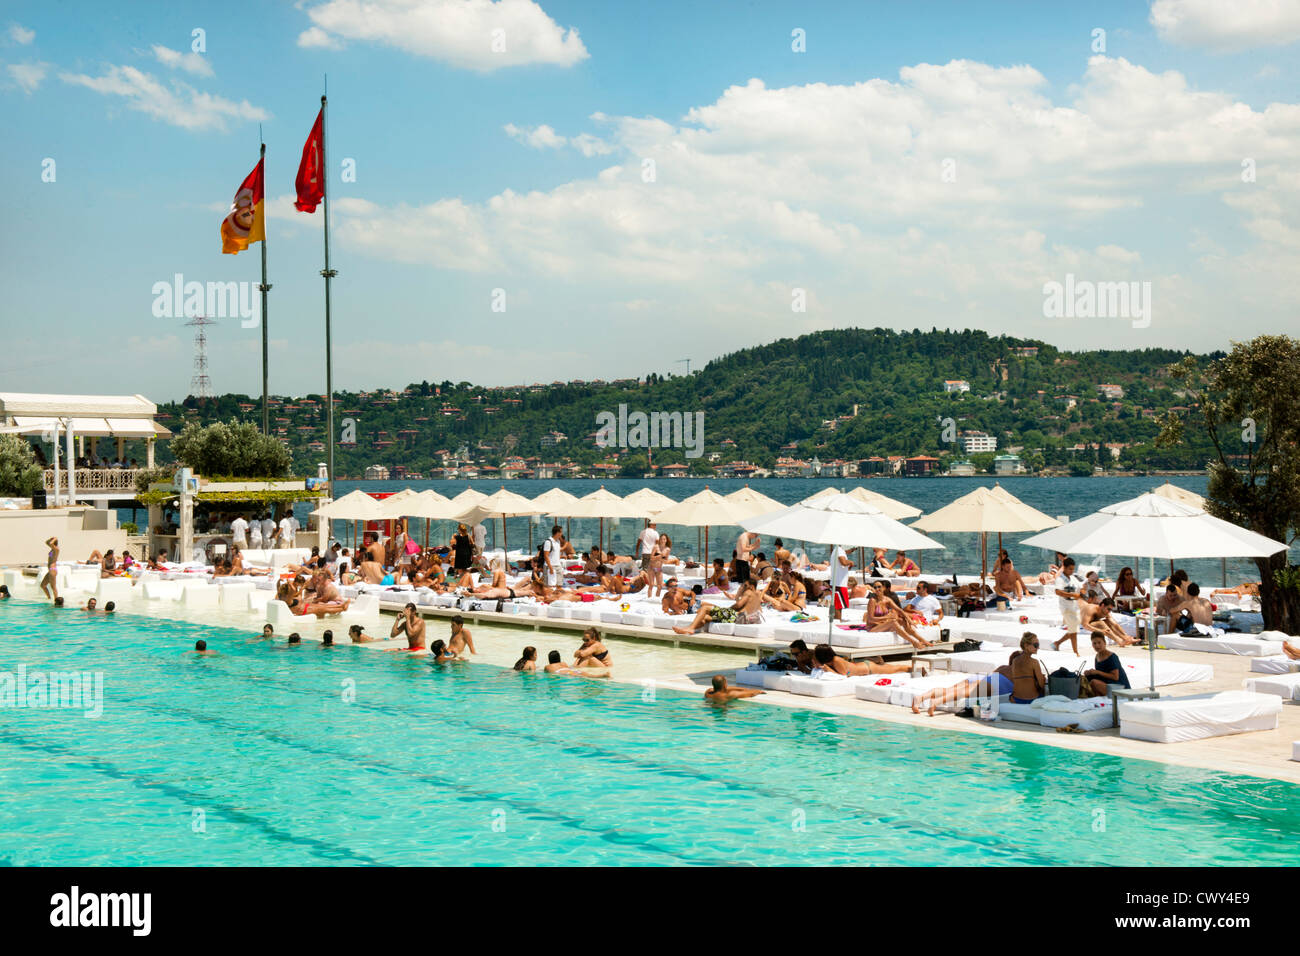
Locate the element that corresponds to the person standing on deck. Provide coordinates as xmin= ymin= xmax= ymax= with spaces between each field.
xmin=39 ymin=536 xmax=60 ymax=602
xmin=260 ymin=514 xmax=277 ymax=553
xmin=735 ymin=530 xmax=760 ymax=584
xmin=543 ymin=525 xmax=565 ymax=588
xmin=230 ymin=514 xmax=249 ymax=550
xmin=829 ymin=545 xmax=853 ymax=621
xmin=638 ymin=520 xmax=660 ymax=574
xmin=472 ymin=519 xmax=487 ymax=564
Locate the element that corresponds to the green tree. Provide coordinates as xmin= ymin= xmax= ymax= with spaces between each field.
xmin=170 ymin=420 xmax=294 ymax=478
xmin=1160 ymin=336 xmax=1300 ymax=632
xmin=0 ymin=435 xmax=43 ymax=497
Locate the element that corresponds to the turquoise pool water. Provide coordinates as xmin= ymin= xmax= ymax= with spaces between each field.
xmin=1 ymin=600 xmax=1297 ymax=866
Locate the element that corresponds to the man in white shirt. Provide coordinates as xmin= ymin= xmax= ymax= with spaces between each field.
xmin=829 ymin=545 xmax=853 ymax=620
xmin=278 ymin=514 xmax=294 ymax=549
xmin=472 ymin=521 xmax=487 ymax=558
xmin=637 ymin=521 xmax=660 ymax=572
xmin=542 ymin=524 xmax=565 ymax=588
xmin=905 ymin=580 xmax=943 ymax=623
xmin=1052 ymin=557 xmax=1085 ymax=654
xmin=288 ymin=512 xmax=300 ymax=544
xmin=260 ymin=514 xmax=276 ymax=550
xmin=230 ymin=515 xmax=249 ymax=549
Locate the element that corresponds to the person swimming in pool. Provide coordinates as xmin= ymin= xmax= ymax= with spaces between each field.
xmin=429 ymin=639 xmax=456 ymax=663
xmin=513 ymin=646 xmax=537 ymax=672
xmin=348 ymin=624 xmax=377 ymax=644
xmin=705 ymin=675 xmax=763 ymax=704
xmin=83 ymin=598 xmax=97 ymax=612
xmin=447 ymin=615 xmax=476 ymax=657
xmin=187 ymin=640 xmax=217 ymax=657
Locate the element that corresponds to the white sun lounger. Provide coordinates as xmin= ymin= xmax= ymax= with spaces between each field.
xmin=854 ymin=673 xmax=916 ymax=703
xmin=732 ymin=666 xmax=795 ymax=692
xmin=785 ymin=672 xmax=869 ymax=698
xmin=1036 ymin=698 xmax=1114 ymax=732
xmin=1243 ymin=673 xmax=1300 ymax=701
xmin=1119 ymin=691 xmax=1282 ymax=743
xmin=1250 ymin=655 xmax=1300 ymax=675
xmin=1160 ymin=634 xmax=1285 ymax=657
xmin=142 ymin=579 xmax=182 ymax=601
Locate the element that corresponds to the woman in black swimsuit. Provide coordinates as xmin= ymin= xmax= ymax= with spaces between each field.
xmin=573 ymin=627 xmax=612 ymax=670
xmin=451 ymin=523 xmax=474 ymax=573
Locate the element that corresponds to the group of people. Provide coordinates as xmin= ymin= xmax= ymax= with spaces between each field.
xmin=228 ymin=511 xmax=299 ymax=550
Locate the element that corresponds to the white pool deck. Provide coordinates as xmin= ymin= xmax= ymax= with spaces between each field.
xmin=6 ymin=569 xmax=1300 ymax=786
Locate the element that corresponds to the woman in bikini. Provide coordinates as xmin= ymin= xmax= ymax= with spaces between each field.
xmin=40 ymin=537 xmax=60 ymax=601
xmin=573 ymin=627 xmax=613 ymax=672
xmin=472 ymin=559 xmax=518 ymax=600
xmin=1111 ymin=566 xmax=1147 ymax=608
xmin=867 ymin=582 xmax=932 ymax=648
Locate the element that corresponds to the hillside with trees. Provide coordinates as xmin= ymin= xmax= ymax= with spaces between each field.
xmin=154 ymin=328 xmax=1221 ymax=477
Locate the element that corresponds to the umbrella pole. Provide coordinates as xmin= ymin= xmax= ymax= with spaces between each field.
xmin=705 ymin=526 xmax=710 ymax=569
xmin=424 ymin=518 xmax=429 ymax=549
xmin=1149 ymin=554 xmax=1157 ymax=693
xmin=697 ymin=528 xmax=701 ymax=564
xmin=502 ymin=514 xmax=507 ymax=556
xmin=828 ymin=546 xmax=836 ymax=646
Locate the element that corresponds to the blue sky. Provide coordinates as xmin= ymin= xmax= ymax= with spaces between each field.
xmin=2 ymin=0 xmax=1298 ymax=401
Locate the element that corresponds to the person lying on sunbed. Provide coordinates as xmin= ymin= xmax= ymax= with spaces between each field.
xmin=1212 ymin=582 xmax=1260 ymax=598
xmin=705 ymin=675 xmax=762 ymax=704
xmin=1036 ymin=552 xmax=1069 ymax=585
xmin=787 ymin=639 xmax=816 ymax=673
xmin=910 ymin=661 xmax=1016 ymax=717
xmin=812 ymin=643 xmax=915 ymax=678
xmin=470 ymin=560 xmax=516 ymax=600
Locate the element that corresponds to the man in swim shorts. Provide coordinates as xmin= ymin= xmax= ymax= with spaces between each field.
xmin=389 ymin=603 xmax=427 ymax=651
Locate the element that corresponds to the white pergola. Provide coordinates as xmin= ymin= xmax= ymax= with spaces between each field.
xmin=0 ymin=392 xmax=172 ymax=505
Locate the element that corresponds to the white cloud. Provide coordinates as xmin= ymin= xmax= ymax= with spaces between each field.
xmin=60 ymin=65 xmax=269 ymax=131
xmin=321 ymin=56 xmax=1300 ymax=350
xmin=297 ymin=26 xmax=343 ymax=50
xmin=504 ymin=122 xmax=613 ymax=155
xmin=8 ymin=24 xmax=34 ymax=45
xmin=151 ymin=44 xmax=214 ymax=78
xmin=299 ymin=0 xmax=588 ymax=71
xmin=1150 ymin=0 xmax=1300 ymax=51
xmin=7 ymin=60 xmax=48 ymax=93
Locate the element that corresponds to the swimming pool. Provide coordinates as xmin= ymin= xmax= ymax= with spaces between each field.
xmin=1 ymin=601 xmax=1297 ymax=865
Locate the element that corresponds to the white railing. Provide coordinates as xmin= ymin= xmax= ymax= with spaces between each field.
xmin=43 ymin=468 xmax=144 ymax=493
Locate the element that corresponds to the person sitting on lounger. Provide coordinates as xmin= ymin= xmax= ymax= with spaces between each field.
xmin=1080 ymin=596 xmax=1135 ymax=646
xmin=661 ymin=579 xmax=692 ymax=615
xmin=300 ymin=571 xmax=351 ymax=617
xmin=705 ymin=675 xmax=763 ymax=704
xmin=812 ymin=643 xmax=915 ymax=678
xmin=389 ymin=603 xmax=427 ymax=652
xmin=994 ymin=559 xmax=1028 ymax=601
xmin=1037 ymin=552 xmax=1069 ymax=585
xmin=866 ymin=581 xmax=932 ymax=649
xmin=1169 ymin=582 xmax=1214 ymax=634
xmin=905 ymin=580 xmax=944 ymax=624
xmin=673 ymin=580 xmax=763 ymax=634
xmin=1111 ymin=566 xmax=1147 ymax=607
xmin=1009 ymin=632 xmax=1046 ymax=703
xmin=894 ymin=551 xmax=920 ymax=577
xmin=1083 ymin=632 xmax=1131 ymax=697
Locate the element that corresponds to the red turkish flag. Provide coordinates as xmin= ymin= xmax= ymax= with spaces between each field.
xmin=294 ymin=108 xmax=324 ymax=213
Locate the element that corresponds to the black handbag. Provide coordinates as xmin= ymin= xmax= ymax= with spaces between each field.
xmin=953 ymin=639 xmax=980 ymax=653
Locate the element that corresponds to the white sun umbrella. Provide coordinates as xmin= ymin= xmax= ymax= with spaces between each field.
xmin=725 ymin=485 xmax=784 ymax=517
xmin=651 ymin=486 xmax=756 ymax=566
xmin=310 ymin=489 xmax=385 ymax=551
xmin=912 ymin=484 xmax=1060 ymax=589
xmin=800 ymin=486 xmax=842 ymax=505
xmin=392 ymin=489 xmax=457 ymax=547
xmin=455 ymin=488 xmax=542 ymax=556
xmin=1151 ymin=481 xmax=1206 ymax=510
xmin=841 ymin=486 xmax=923 ymax=571
xmin=529 ymin=487 xmax=582 ymax=552
xmin=744 ymin=493 xmax=945 ymax=645
xmin=374 ymin=488 xmax=419 ymax=517
xmin=623 ymin=486 xmax=678 ymax=515
xmin=1021 ymin=492 xmax=1287 ymax=692
xmin=568 ymin=486 xmax=646 ymax=552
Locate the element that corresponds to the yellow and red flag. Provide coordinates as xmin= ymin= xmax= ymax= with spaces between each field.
xmin=220 ymin=158 xmax=265 ymax=254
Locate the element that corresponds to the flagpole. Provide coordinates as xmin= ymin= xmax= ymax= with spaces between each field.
xmin=258 ymin=141 xmax=271 ymax=435
xmin=320 ymin=92 xmax=337 ymax=494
